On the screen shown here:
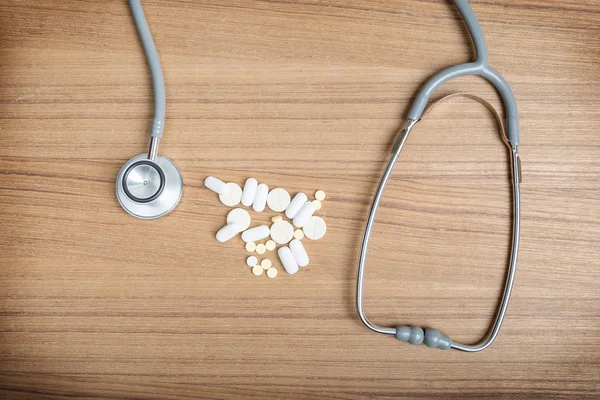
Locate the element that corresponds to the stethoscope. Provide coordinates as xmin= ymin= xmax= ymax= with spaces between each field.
xmin=356 ymin=0 xmax=521 ymax=352
xmin=117 ymin=0 xmax=521 ymax=351
xmin=116 ymin=0 xmax=183 ymax=220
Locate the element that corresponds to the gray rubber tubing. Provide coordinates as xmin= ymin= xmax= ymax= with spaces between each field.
xmin=129 ymin=0 xmax=166 ymax=138
xmin=407 ymin=0 xmax=519 ymax=146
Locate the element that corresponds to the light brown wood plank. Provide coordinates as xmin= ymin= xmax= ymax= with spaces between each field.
xmin=1 ymin=0 xmax=599 ymax=398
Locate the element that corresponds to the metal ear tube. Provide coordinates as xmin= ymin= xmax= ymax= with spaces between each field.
xmin=356 ymin=0 xmax=521 ymax=352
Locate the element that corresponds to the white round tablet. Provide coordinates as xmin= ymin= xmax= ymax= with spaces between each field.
xmin=226 ymin=208 xmax=251 ymax=231
xmin=270 ymin=220 xmax=294 ymax=244
xmin=266 ymin=267 xmax=278 ymax=278
xmin=246 ymin=256 xmax=258 ymax=267
xmin=219 ymin=182 xmax=243 ymax=206
xmin=315 ymin=190 xmax=326 ymax=201
xmin=266 ymin=188 xmax=291 ymax=212
xmin=303 ymin=216 xmax=327 ymax=240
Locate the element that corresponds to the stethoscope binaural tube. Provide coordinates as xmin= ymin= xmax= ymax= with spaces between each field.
xmin=115 ymin=0 xmax=183 ymax=220
xmin=356 ymin=0 xmax=521 ymax=352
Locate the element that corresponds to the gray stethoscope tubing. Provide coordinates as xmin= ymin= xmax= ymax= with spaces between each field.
xmin=115 ymin=0 xmax=183 ymax=219
xmin=356 ymin=0 xmax=521 ymax=352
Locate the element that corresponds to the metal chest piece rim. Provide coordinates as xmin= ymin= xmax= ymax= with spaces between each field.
xmin=115 ymin=153 xmax=183 ymax=220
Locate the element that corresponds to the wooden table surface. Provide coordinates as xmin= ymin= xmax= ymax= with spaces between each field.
xmin=1 ymin=1 xmax=599 ymax=399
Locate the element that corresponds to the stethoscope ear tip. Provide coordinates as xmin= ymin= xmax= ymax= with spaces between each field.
xmin=116 ymin=153 xmax=183 ymax=219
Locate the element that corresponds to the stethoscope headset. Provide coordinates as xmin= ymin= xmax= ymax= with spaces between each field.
xmin=116 ymin=0 xmax=520 ymax=352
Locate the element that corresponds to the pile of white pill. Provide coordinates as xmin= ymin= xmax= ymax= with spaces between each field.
xmin=204 ymin=176 xmax=328 ymax=278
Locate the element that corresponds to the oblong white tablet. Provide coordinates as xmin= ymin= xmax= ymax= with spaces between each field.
xmin=241 ymin=178 xmax=258 ymax=207
xmin=270 ymin=220 xmax=294 ymax=244
xmin=303 ymin=216 xmax=327 ymax=240
xmin=219 ymin=182 xmax=243 ymax=206
xmin=226 ymin=208 xmax=251 ymax=231
xmin=286 ymin=193 xmax=308 ymax=219
xmin=289 ymin=239 xmax=309 ymax=267
xmin=267 ymin=188 xmax=291 ymax=212
xmin=253 ymin=183 xmax=269 ymax=212
xmin=216 ymin=221 xmax=244 ymax=243
xmin=241 ymin=225 xmax=270 ymax=243
xmin=292 ymin=201 xmax=315 ymax=228
xmin=204 ymin=176 xmax=229 ymax=195
xmin=278 ymin=246 xmax=299 ymax=275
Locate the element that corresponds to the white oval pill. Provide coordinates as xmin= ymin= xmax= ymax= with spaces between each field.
xmin=303 ymin=216 xmax=327 ymax=240
xmin=241 ymin=225 xmax=270 ymax=243
xmin=226 ymin=208 xmax=251 ymax=231
xmin=246 ymin=256 xmax=258 ymax=267
xmin=216 ymin=221 xmax=244 ymax=243
xmin=292 ymin=201 xmax=315 ymax=228
xmin=204 ymin=176 xmax=229 ymax=195
xmin=270 ymin=220 xmax=294 ymax=244
xmin=289 ymin=239 xmax=309 ymax=267
xmin=253 ymin=184 xmax=269 ymax=212
xmin=315 ymin=190 xmax=326 ymax=201
xmin=219 ymin=182 xmax=243 ymax=206
xmin=278 ymin=246 xmax=298 ymax=275
xmin=241 ymin=178 xmax=258 ymax=207
xmin=267 ymin=188 xmax=291 ymax=212
xmin=286 ymin=192 xmax=308 ymax=219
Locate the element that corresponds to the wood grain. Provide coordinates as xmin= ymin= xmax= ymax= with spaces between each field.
xmin=1 ymin=0 xmax=599 ymax=398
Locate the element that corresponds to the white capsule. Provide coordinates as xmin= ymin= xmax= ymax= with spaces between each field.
xmin=204 ymin=176 xmax=229 ymax=195
xmin=253 ymin=183 xmax=269 ymax=212
xmin=241 ymin=178 xmax=258 ymax=207
xmin=216 ymin=221 xmax=244 ymax=243
xmin=278 ymin=246 xmax=299 ymax=275
xmin=289 ymin=239 xmax=309 ymax=267
xmin=286 ymin=192 xmax=308 ymax=219
xmin=293 ymin=201 xmax=316 ymax=228
xmin=241 ymin=225 xmax=270 ymax=243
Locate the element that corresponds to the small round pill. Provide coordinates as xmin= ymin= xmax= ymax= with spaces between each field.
xmin=315 ymin=190 xmax=326 ymax=201
xmin=271 ymin=215 xmax=282 ymax=223
xmin=261 ymin=259 xmax=272 ymax=269
xmin=245 ymin=242 xmax=256 ymax=252
xmin=266 ymin=240 xmax=276 ymax=251
xmin=267 ymin=188 xmax=291 ymax=212
xmin=294 ymin=229 xmax=304 ymax=240
xmin=246 ymin=256 xmax=258 ymax=267
xmin=219 ymin=182 xmax=243 ymax=207
xmin=256 ymin=243 xmax=267 ymax=254
xmin=303 ymin=216 xmax=327 ymax=240
xmin=270 ymin=220 xmax=294 ymax=244
xmin=266 ymin=267 xmax=278 ymax=278
xmin=312 ymin=200 xmax=322 ymax=210
xmin=226 ymin=208 xmax=252 ymax=231
xmin=252 ymin=265 xmax=263 ymax=276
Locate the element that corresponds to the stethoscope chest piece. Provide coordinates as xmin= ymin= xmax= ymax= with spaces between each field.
xmin=116 ymin=153 xmax=182 ymax=220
